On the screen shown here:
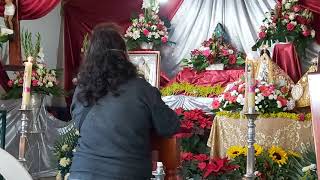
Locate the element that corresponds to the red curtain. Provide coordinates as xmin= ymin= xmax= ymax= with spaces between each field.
xmin=0 ymin=62 xmax=9 ymax=92
xmin=300 ymin=0 xmax=320 ymax=43
xmin=63 ymin=0 xmax=184 ymax=94
xmin=0 ymin=0 xmax=60 ymax=20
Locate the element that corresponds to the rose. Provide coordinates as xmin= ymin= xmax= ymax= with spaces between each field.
xmin=302 ymin=30 xmax=311 ymax=37
xmin=277 ymin=96 xmax=288 ymax=106
xmin=228 ymin=54 xmax=237 ymax=64
xmin=289 ymin=13 xmax=296 ymax=20
xmin=202 ymin=49 xmax=211 ymax=57
xmin=143 ymin=29 xmax=150 ymax=36
xmin=161 ymin=36 xmax=168 ymax=43
xmin=286 ymin=22 xmax=295 ymax=31
xmin=212 ymin=100 xmax=220 ymax=109
xmin=258 ymin=31 xmax=266 ymax=39
xmin=7 ymin=80 xmax=13 ymax=87
xmin=32 ymin=80 xmax=39 ymax=87
xmin=296 ymin=16 xmax=307 ymax=25
xmin=292 ymin=5 xmax=301 ymax=12
xmin=221 ymin=48 xmax=229 ymax=56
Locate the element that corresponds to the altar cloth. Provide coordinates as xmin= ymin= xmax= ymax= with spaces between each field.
xmin=207 ymin=115 xmax=313 ymax=158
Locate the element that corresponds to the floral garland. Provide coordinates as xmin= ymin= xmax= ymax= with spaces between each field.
xmin=160 ymin=82 xmax=224 ymax=97
xmin=183 ymin=34 xmax=246 ymax=71
xmin=252 ymin=0 xmax=315 ymax=56
xmin=215 ymin=111 xmax=311 ymax=121
xmin=212 ymin=79 xmax=295 ymax=113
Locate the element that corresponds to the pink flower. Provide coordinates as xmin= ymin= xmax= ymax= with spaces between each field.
xmin=286 ymin=23 xmax=295 ymax=31
xmin=212 ymin=100 xmax=220 ymax=109
xmin=302 ymin=30 xmax=311 ymax=37
xmin=202 ymin=49 xmax=211 ymax=57
xmin=198 ymin=162 xmax=207 ymax=171
xmin=258 ymin=31 xmax=266 ymax=39
xmin=143 ymin=29 xmax=150 ymax=36
xmin=19 ymin=79 xmax=23 ymax=85
xmin=221 ymin=48 xmax=229 ymax=56
xmin=277 ymin=96 xmax=288 ymax=106
xmin=7 ymin=80 xmax=13 ymax=87
xmin=228 ymin=54 xmax=237 ymax=64
xmin=260 ymin=26 xmax=267 ymax=31
xmin=161 ymin=36 xmax=168 ymax=43
xmin=32 ymin=80 xmax=39 ymax=87
xmin=32 ymin=71 xmax=37 ymax=77
xmin=175 ymin=107 xmax=184 ymax=116
xmin=292 ymin=5 xmax=301 ymax=12
xmin=298 ymin=113 xmax=305 ymax=121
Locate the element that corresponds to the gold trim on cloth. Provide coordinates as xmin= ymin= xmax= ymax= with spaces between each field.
xmin=207 ymin=115 xmax=313 ymax=157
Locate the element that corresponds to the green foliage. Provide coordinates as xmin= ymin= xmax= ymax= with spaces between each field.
xmin=21 ymin=29 xmax=41 ymax=59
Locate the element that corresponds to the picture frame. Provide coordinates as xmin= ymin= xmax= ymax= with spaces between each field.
xmin=128 ymin=51 xmax=161 ymax=88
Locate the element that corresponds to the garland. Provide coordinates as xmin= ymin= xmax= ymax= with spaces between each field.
xmin=160 ymin=82 xmax=224 ymax=97
xmin=215 ymin=111 xmax=311 ymax=121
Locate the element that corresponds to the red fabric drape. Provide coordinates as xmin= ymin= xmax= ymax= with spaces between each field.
xmin=0 ymin=0 xmax=60 ymax=20
xmin=272 ymin=43 xmax=302 ymax=83
xmin=63 ymin=0 xmax=183 ymax=95
xmin=0 ymin=62 xmax=9 ymax=92
xmin=300 ymin=0 xmax=320 ymax=43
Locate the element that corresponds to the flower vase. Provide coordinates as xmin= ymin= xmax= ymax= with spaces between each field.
xmin=206 ymin=64 xmax=224 ymax=70
xmin=28 ymin=93 xmax=46 ymax=133
xmin=139 ymin=42 xmax=154 ymax=50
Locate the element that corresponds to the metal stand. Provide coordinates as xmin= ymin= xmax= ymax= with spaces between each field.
xmin=18 ymin=109 xmax=31 ymax=166
xmin=244 ymin=112 xmax=259 ymax=180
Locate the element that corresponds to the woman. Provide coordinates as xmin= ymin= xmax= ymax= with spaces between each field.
xmin=69 ymin=23 xmax=180 ymax=180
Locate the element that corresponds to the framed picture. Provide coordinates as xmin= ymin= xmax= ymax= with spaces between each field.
xmin=128 ymin=51 xmax=160 ymax=88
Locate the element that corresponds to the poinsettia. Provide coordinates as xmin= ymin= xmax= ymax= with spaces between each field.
xmin=252 ymin=0 xmax=315 ymax=56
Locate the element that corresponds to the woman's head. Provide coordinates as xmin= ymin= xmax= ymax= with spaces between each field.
xmin=77 ymin=23 xmax=138 ymax=106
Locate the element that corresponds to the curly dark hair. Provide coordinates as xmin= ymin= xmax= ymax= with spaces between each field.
xmin=77 ymin=23 xmax=138 ymax=106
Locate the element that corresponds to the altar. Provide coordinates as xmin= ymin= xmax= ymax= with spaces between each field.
xmin=207 ymin=113 xmax=314 ymax=158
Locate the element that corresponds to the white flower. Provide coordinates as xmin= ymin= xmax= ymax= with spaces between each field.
xmin=282 ymin=19 xmax=289 ymax=25
xmin=154 ymin=32 xmax=160 ymax=39
xmin=223 ymin=101 xmax=228 ymax=108
xmin=268 ymin=94 xmax=276 ymax=100
xmin=291 ymin=21 xmax=297 ymax=26
xmin=228 ymin=49 xmax=234 ymax=54
xmin=47 ymin=81 xmax=54 ymax=88
xmin=59 ymin=157 xmax=71 ymax=167
xmin=255 ymin=106 xmax=259 ymax=111
xmin=72 ymin=148 xmax=77 ymax=153
xmin=289 ymin=13 xmax=296 ymax=20
xmin=75 ymin=130 xmax=80 ymax=136
xmin=302 ymin=164 xmax=316 ymax=172
xmin=282 ymin=0 xmax=287 ymax=4
xmin=286 ymin=99 xmax=295 ymax=110
xmin=300 ymin=25 xmax=307 ymax=31
xmin=311 ymin=30 xmax=316 ymax=38
xmin=61 ymin=144 xmax=69 ymax=152
xmin=285 ymin=3 xmax=291 ymax=10
xmin=277 ymin=101 xmax=282 ymax=108
xmin=132 ymin=30 xmax=141 ymax=40
xmin=142 ymin=0 xmax=152 ymax=9
xmin=51 ymin=70 xmax=56 ymax=76
xmin=230 ymin=90 xmax=238 ymax=96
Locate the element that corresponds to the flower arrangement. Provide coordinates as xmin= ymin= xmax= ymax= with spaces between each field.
xmin=183 ymin=35 xmax=246 ymax=71
xmin=53 ymin=128 xmax=79 ymax=180
xmin=160 ymin=82 xmax=224 ymax=97
xmin=181 ymin=152 xmax=241 ymax=179
xmin=125 ymin=11 xmax=170 ymax=50
xmin=252 ymin=0 xmax=315 ymax=56
xmin=226 ymin=144 xmax=308 ymax=179
xmin=215 ymin=111 xmax=312 ymax=122
xmin=212 ymin=79 xmax=295 ymax=113
xmin=6 ymin=31 xmax=63 ymax=98
xmin=175 ymin=108 xmax=213 ymax=154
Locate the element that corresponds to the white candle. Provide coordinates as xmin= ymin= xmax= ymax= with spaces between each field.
xmin=247 ymin=68 xmax=255 ymax=113
xmin=21 ymin=57 xmax=33 ymax=109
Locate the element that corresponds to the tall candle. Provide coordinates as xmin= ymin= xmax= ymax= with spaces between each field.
xmin=21 ymin=57 xmax=33 ymax=110
xmin=247 ymin=63 xmax=255 ymax=113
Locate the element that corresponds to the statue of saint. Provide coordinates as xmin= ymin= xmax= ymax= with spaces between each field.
xmin=4 ymin=0 xmax=15 ymax=30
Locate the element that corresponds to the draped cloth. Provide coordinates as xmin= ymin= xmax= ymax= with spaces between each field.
xmin=207 ymin=115 xmax=314 ymax=158
xmin=272 ymin=43 xmax=303 ymax=83
xmin=0 ymin=62 xmax=9 ymax=92
xmin=0 ymin=0 xmax=60 ymax=20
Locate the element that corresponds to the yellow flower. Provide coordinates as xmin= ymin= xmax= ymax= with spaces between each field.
xmin=288 ymin=150 xmax=300 ymax=158
xmin=243 ymin=144 xmax=264 ymax=157
xmin=268 ymin=146 xmax=288 ymax=165
xmin=227 ymin=145 xmax=244 ymax=159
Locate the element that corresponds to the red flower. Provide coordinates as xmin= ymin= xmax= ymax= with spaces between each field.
xmin=297 ymin=16 xmax=307 ymax=25
xmin=143 ymin=29 xmax=150 ymax=36
xmin=32 ymin=80 xmax=39 ymax=87
xmin=7 ymin=80 xmax=13 ymax=87
xmin=161 ymin=36 xmax=168 ymax=43
xmin=203 ymin=158 xmax=238 ymax=178
xmin=199 ymin=117 xmax=208 ymax=129
xmin=198 ymin=162 xmax=207 ymax=171
xmin=181 ymin=152 xmax=193 ymax=161
xmin=206 ymin=120 xmax=213 ymax=129
xmin=221 ymin=48 xmax=229 ymax=56
xmin=181 ymin=120 xmax=194 ymax=129
xmin=292 ymin=5 xmax=301 ymax=12
xmin=280 ymin=86 xmax=289 ymax=94
xmin=32 ymin=71 xmax=37 ymax=77
xmin=157 ymin=24 xmax=164 ymax=30
xmin=194 ymin=154 xmax=209 ymax=162
xmin=175 ymin=107 xmax=184 ymax=116
xmin=302 ymin=30 xmax=311 ymax=37
xmin=286 ymin=23 xmax=295 ymax=31
xmin=224 ymin=92 xmax=231 ymax=101
xmin=228 ymin=54 xmax=237 ymax=64
xmin=19 ymin=79 xmax=23 ymax=85
xmin=212 ymin=100 xmax=220 ymax=109
xmin=277 ymin=96 xmax=288 ymax=106
xmin=298 ymin=113 xmax=305 ymax=121
xmin=258 ymin=31 xmax=266 ymax=39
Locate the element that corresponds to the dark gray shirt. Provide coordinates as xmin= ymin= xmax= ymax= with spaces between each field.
xmin=70 ymin=77 xmax=180 ymax=179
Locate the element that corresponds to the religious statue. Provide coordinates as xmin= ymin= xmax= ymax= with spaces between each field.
xmin=4 ymin=0 xmax=15 ymax=30
xmin=137 ymin=57 xmax=151 ymax=83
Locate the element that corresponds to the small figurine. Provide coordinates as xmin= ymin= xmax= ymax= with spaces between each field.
xmin=4 ymin=0 xmax=15 ymax=30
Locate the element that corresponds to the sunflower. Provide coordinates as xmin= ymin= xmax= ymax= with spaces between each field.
xmin=288 ymin=150 xmax=301 ymax=158
xmin=243 ymin=144 xmax=264 ymax=157
xmin=268 ymin=146 xmax=288 ymax=165
xmin=226 ymin=145 xmax=244 ymax=159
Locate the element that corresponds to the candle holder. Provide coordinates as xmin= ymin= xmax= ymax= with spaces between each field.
xmin=244 ymin=112 xmax=259 ymax=180
xmin=18 ymin=108 xmax=32 ymax=166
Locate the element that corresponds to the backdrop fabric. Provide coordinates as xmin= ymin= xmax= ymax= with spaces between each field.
xmin=0 ymin=0 xmax=60 ymax=20
xmin=63 ymin=0 xmax=183 ymax=93
xmin=0 ymin=62 xmax=9 ymax=92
